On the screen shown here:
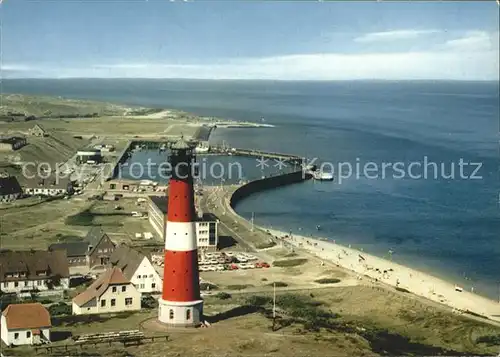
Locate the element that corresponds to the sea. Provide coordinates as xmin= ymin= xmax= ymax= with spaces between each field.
xmin=3 ymin=79 xmax=499 ymax=300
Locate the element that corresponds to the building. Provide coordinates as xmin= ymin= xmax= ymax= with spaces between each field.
xmin=28 ymin=124 xmax=47 ymax=137
xmin=109 ymin=244 xmax=162 ymax=294
xmin=23 ymin=176 xmax=73 ymax=197
xmin=48 ymin=228 xmax=116 ymax=270
xmin=76 ymin=149 xmax=102 ymax=164
xmin=158 ymin=138 xmax=203 ymax=327
xmin=106 ymin=179 xmax=165 ymax=193
xmin=0 ymin=136 xmax=27 ymax=151
xmin=48 ymin=241 xmax=90 ymax=268
xmin=1 ymin=303 xmax=51 ymax=346
xmin=84 ymin=227 xmax=116 ymax=268
xmin=0 ymin=176 xmax=22 ymax=203
xmin=0 ymin=250 xmax=70 ymax=294
xmin=72 ymin=267 xmax=141 ymax=315
xmin=148 ymin=196 xmax=219 ymax=251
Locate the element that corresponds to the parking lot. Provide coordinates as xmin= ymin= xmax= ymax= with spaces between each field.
xmin=199 ymin=251 xmax=270 ymax=271
xmin=151 ymin=251 xmax=270 ymax=273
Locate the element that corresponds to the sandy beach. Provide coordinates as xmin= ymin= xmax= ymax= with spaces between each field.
xmin=264 ymin=227 xmax=500 ymax=322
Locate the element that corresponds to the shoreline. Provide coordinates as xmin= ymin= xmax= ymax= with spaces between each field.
xmin=259 ymin=225 xmax=500 ymax=322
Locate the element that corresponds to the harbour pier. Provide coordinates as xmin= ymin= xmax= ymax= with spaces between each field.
xmin=205 ymin=145 xmax=304 ymax=166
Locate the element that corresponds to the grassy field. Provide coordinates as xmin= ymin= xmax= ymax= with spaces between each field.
xmin=2 ymin=117 xmax=201 ymax=139
xmin=3 ymin=287 xmax=499 ymax=357
xmin=0 ymin=131 xmax=88 ymax=168
xmin=0 ymin=94 xmax=134 ymax=118
xmin=0 ymin=198 xmax=159 ymax=250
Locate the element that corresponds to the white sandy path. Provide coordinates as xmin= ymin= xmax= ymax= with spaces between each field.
xmin=265 ymin=227 xmax=500 ymax=322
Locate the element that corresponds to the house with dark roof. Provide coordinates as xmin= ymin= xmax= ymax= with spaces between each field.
xmin=48 ymin=241 xmax=90 ymax=268
xmin=49 ymin=227 xmax=116 ymax=270
xmin=85 ymin=227 xmax=116 ymax=268
xmin=0 ymin=176 xmax=22 ymax=203
xmin=0 ymin=250 xmax=69 ymax=295
xmin=72 ymin=266 xmax=141 ymax=315
xmin=0 ymin=136 xmax=27 ymax=151
xmin=109 ymin=244 xmax=162 ymax=294
xmin=1 ymin=303 xmax=51 ymax=346
xmin=23 ymin=175 xmax=73 ymax=197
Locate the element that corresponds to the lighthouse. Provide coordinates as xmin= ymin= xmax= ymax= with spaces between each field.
xmin=158 ymin=138 xmax=203 ymax=327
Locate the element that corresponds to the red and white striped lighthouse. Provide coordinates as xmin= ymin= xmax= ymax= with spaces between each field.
xmin=158 ymin=138 xmax=203 ymax=327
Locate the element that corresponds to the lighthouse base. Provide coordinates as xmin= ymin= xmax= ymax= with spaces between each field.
xmin=158 ymin=298 xmax=203 ymax=327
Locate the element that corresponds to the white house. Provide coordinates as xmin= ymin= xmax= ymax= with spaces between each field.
xmin=0 ymin=250 xmax=70 ymax=295
xmin=1 ymin=303 xmax=51 ymax=346
xmin=23 ymin=176 xmax=73 ymax=197
xmin=109 ymin=244 xmax=162 ymax=294
xmin=72 ymin=267 xmax=141 ymax=315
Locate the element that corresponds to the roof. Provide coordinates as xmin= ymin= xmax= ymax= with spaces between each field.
xmin=85 ymin=227 xmax=112 ymax=255
xmin=22 ymin=175 xmax=71 ymax=190
xmin=0 ymin=250 xmax=69 ymax=282
xmin=72 ymin=267 xmax=130 ymax=307
xmin=49 ymin=241 xmax=89 ymax=257
xmin=171 ymin=136 xmax=193 ymax=150
xmin=0 ymin=176 xmax=22 ymax=196
xmin=150 ymin=196 xmax=168 ymax=215
xmin=2 ymin=303 xmax=51 ymax=330
xmin=200 ymin=213 xmax=219 ymax=222
xmin=109 ymin=244 xmax=146 ymax=281
xmin=32 ymin=124 xmax=46 ymax=132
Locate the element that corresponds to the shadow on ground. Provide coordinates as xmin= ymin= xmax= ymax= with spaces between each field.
xmin=205 ymin=305 xmax=261 ymax=324
xmin=217 ymin=235 xmax=238 ymax=250
xmin=51 ymin=330 xmax=73 ymax=342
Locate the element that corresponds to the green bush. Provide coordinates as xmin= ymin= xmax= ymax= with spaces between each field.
xmin=269 ymin=281 xmax=288 ymax=287
xmin=215 ymin=292 xmax=232 ymax=300
xmin=465 ymin=310 xmax=489 ymax=319
xmin=39 ymin=299 xmax=54 ymax=304
xmin=476 ymin=334 xmax=500 ymax=346
xmin=255 ymin=241 xmax=277 ymax=249
xmin=246 ymin=295 xmax=272 ymax=307
xmin=48 ymin=302 xmax=72 ymax=316
xmin=226 ymin=284 xmax=252 ymax=290
xmin=200 ymin=282 xmax=218 ymax=291
xmin=395 ymin=287 xmax=411 ymax=293
xmin=273 ymin=259 xmax=307 ymax=267
xmin=274 ymin=294 xmax=339 ymax=331
xmin=141 ymin=295 xmax=158 ymax=309
xmin=314 ymin=278 xmax=341 ymax=284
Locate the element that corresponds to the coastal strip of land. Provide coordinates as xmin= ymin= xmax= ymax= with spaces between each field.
xmin=214 ymin=174 xmax=500 ymax=325
xmin=261 ymin=226 xmax=500 ymax=323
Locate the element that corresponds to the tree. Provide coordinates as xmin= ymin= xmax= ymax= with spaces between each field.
xmin=46 ymin=274 xmax=62 ymax=290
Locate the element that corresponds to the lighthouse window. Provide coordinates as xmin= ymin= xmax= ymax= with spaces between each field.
xmin=169 ymin=309 xmax=174 ymax=320
xmin=186 ymin=309 xmax=191 ymax=320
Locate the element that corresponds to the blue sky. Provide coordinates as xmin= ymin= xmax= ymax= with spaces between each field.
xmin=1 ymin=1 xmax=499 ymax=80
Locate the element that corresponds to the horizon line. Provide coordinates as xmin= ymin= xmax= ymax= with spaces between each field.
xmin=2 ymin=77 xmax=499 ymax=82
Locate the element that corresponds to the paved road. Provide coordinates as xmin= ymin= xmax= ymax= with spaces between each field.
xmin=199 ymin=185 xmax=255 ymax=253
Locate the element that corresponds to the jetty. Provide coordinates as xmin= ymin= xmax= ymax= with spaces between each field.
xmin=207 ymin=145 xmax=303 ymax=165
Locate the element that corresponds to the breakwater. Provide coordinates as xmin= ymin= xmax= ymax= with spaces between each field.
xmin=230 ymin=170 xmax=312 ymax=208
